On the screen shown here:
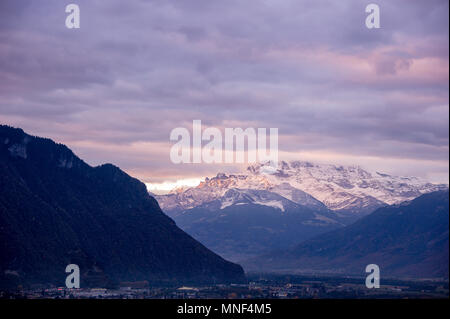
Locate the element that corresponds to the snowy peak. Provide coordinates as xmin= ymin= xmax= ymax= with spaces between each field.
xmin=247 ymin=161 xmax=447 ymax=210
xmin=268 ymin=182 xmax=328 ymax=212
xmin=218 ymin=189 xmax=290 ymax=212
xmin=155 ymin=161 xmax=448 ymax=216
xmin=198 ymin=172 xmax=272 ymax=190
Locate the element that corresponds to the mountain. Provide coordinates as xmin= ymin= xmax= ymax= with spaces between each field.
xmin=171 ymin=188 xmax=345 ymax=261
xmin=0 ymin=125 xmax=245 ymax=289
xmin=243 ymin=190 xmax=449 ymax=279
xmin=155 ymin=162 xmax=446 ymax=263
xmin=155 ymin=171 xmax=329 ymax=215
xmin=156 ymin=161 xmax=447 ymax=216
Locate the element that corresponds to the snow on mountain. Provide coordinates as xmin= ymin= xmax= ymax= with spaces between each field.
xmin=254 ymin=161 xmax=448 ymax=212
xmin=218 ymin=189 xmax=286 ymax=211
xmin=154 ymin=161 xmax=448 ymax=215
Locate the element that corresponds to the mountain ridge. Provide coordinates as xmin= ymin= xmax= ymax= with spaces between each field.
xmin=243 ymin=190 xmax=449 ymax=279
xmin=0 ymin=125 xmax=246 ymax=288
xmin=156 ymin=161 xmax=447 ymax=216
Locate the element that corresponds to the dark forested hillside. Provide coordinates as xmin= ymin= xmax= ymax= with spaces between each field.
xmin=0 ymin=125 xmax=245 ymax=289
xmin=244 ymin=190 xmax=449 ymax=279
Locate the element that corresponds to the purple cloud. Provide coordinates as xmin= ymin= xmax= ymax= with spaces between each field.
xmin=0 ymin=0 xmax=448 ymax=183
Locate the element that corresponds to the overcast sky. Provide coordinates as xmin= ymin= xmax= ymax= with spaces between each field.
xmin=0 ymin=0 xmax=448 ymax=188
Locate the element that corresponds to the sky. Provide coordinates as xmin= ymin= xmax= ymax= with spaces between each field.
xmin=0 ymin=0 xmax=448 ymax=192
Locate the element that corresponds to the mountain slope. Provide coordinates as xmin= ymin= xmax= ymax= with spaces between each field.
xmin=168 ymin=188 xmax=345 ymax=262
xmin=0 ymin=125 xmax=245 ymax=288
xmin=155 ymin=172 xmax=328 ymax=214
xmin=243 ymin=190 xmax=449 ymax=279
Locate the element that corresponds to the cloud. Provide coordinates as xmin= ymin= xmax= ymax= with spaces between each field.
xmin=0 ymin=0 xmax=448 ymax=183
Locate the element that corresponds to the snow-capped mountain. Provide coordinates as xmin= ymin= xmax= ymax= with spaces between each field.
xmin=186 ymin=188 xmax=330 ymax=218
xmin=154 ymin=161 xmax=447 ymax=262
xmin=155 ymin=161 xmax=448 ymax=215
